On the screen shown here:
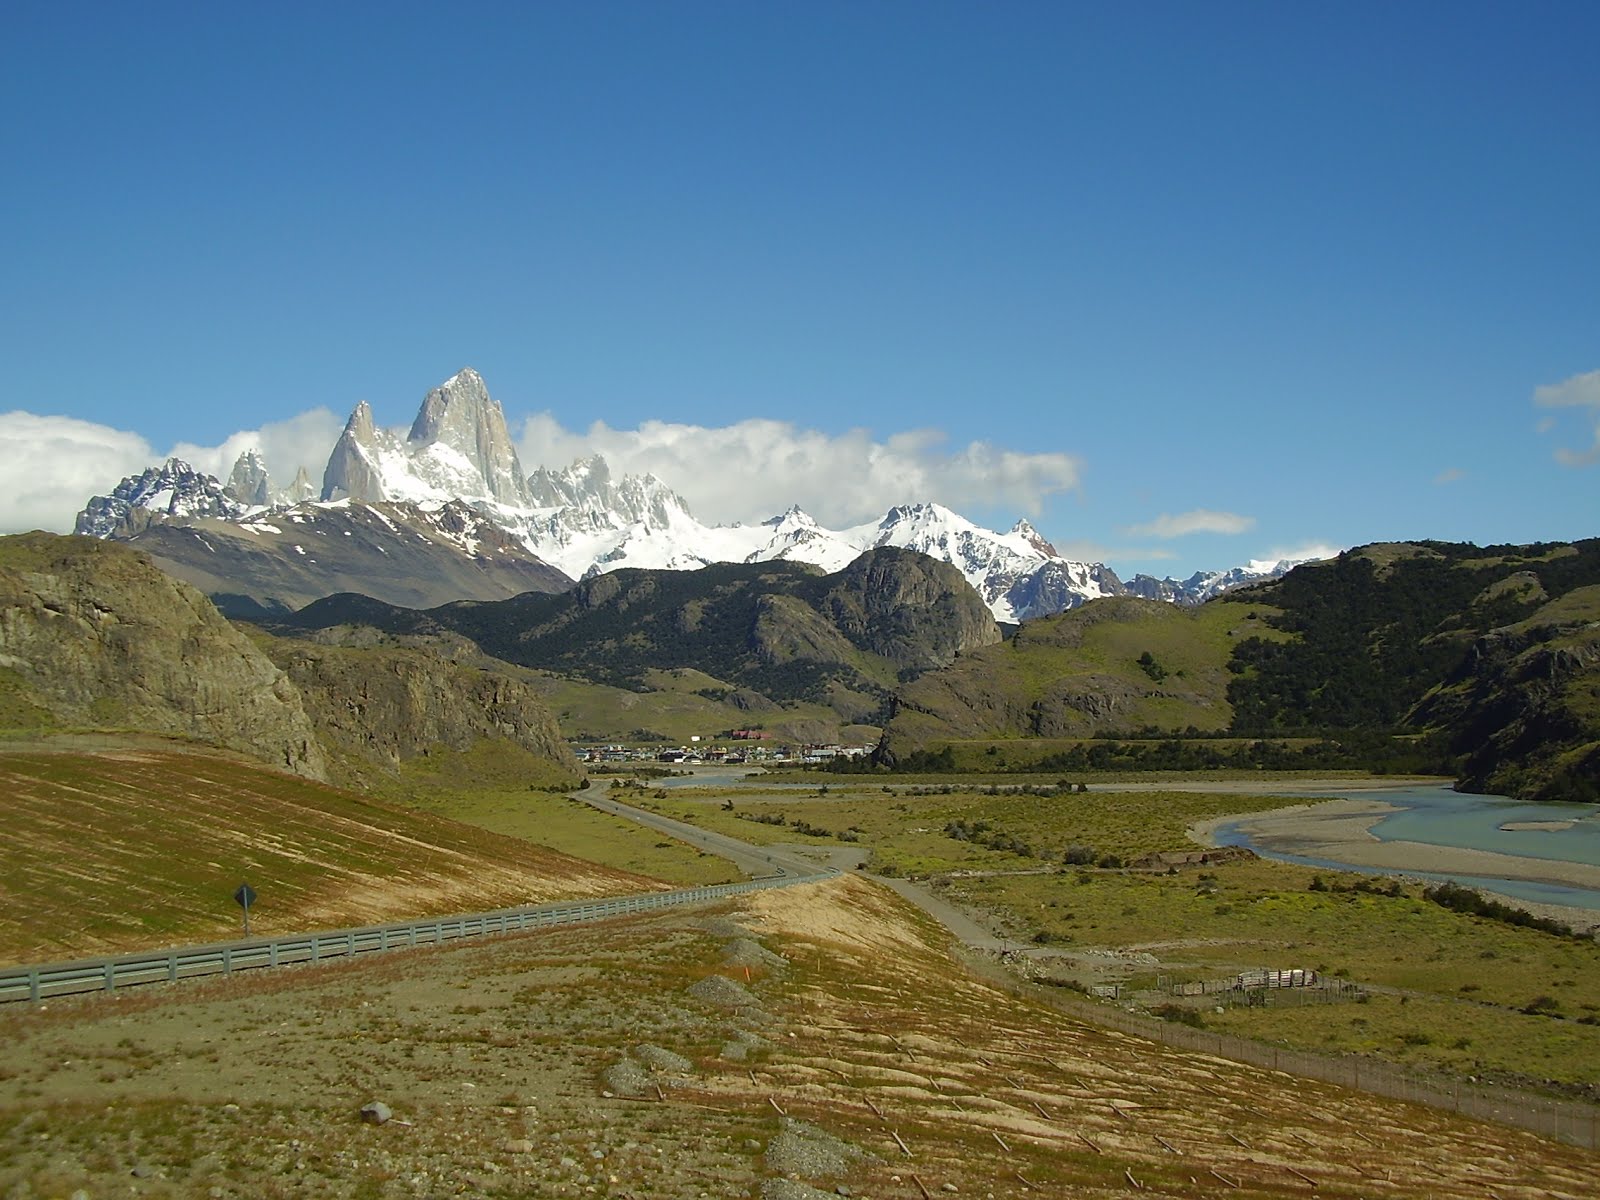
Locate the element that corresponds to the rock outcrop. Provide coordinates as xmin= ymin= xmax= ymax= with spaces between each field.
xmin=264 ymin=633 xmax=579 ymax=785
xmin=0 ymin=533 xmax=326 ymax=777
xmin=74 ymin=459 xmax=243 ymax=538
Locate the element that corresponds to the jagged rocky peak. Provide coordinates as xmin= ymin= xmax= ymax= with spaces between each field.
xmin=285 ymin=465 xmax=316 ymax=504
xmin=764 ymin=505 xmax=819 ymax=529
xmin=75 ymin=458 xmax=243 ymax=538
xmin=527 ymin=453 xmax=691 ymax=526
xmin=1010 ymin=518 xmax=1059 ymax=558
xmin=408 ymin=368 xmax=531 ymax=508
xmin=225 ymin=449 xmax=272 ymax=506
xmin=321 ymin=400 xmax=394 ymax=503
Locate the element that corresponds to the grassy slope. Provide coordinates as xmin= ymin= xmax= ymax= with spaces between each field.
xmin=885 ymin=597 xmax=1287 ymax=755
xmin=0 ymin=746 xmax=693 ymax=964
xmin=531 ymin=667 xmax=880 ymax=745
xmin=4 ymin=877 xmax=1592 ymax=1198
xmin=633 ymin=779 xmax=1600 ymax=1091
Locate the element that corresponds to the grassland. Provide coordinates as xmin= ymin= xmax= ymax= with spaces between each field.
xmin=626 ymin=777 xmax=1600 ymax=1093
xmin=524 ymin=666 xmax=882 ymax=745
xmin=0 ymin=744 xmax=711 ymax=965
xmin=2 ymin=876 xmax=1592 ymax=1198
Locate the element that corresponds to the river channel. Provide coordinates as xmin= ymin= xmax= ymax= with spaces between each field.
xmin=1213 ymin=785 xmax=1600 ymax=912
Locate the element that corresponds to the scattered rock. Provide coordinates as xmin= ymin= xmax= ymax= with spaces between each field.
xmin=359 ymin=1101 xmax=392 ymax=1125
xmin=761 ymin=1180 xmax=839 ymax=1200
xmin=504 ymin=1139 xmax=534 ymax=1154
xmin=720 ymin=1030 xmax=772 ymax=1061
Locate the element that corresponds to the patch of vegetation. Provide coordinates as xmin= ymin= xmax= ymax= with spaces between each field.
xmin=1424 ymin=880 xmax=1579 ymax=938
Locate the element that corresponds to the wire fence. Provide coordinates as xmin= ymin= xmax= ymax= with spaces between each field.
xmin=991 ymin=971 xmax=1600 ymax=1150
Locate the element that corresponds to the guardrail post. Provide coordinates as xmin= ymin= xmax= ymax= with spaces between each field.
xmin=105 ymin=962 xmax=115 ymax=992
xmin=223 ymin=946 xmax=232 ymax=975
xmin=311 ymin=937 xmax=320 ymax=963
xmin=167 ymin=954 xmax=177 ymax=983
xmin=29 ymin=970 xmax=40 ymax=1003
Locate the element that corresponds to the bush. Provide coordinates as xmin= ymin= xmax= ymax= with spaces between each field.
xmin=1152 ymin=1003 xmax=1204 ymax=1028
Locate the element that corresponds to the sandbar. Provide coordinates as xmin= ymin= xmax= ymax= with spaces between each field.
xmin=1187 ymin=796 xmax=1600 ymax=934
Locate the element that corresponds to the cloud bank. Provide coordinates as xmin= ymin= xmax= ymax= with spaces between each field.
xmin=0 ymin=407 xmax=1081 ymax=538
xmin=515 ymin=414 xmax=1081 ymax=528
xmin=0 ymin=409 xmax=345 ymax=535
xmin=0 ymin=413 xmax=158 ymax=534
xmin=1533 ymin=369 xmax=1600 ymax=467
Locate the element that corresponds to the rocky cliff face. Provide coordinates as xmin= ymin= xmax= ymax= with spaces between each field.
xmin=74 ymin=459 xmax=244 ymax=538
xmin=407 ymin=369 xmax=532 ymax=508
xmin=819 ymin=547 xmax=1002 ymax=668
xmin=322 ymin=369 xmax=532 ymax=508
xmin=321 ymin=400 xmax=394 ymax=503
xmin=1409 ymin=606 xmax=1600 ymax=800
xmin=262 ymin=633 xmax=579 ymax=787
xmin=0 ymin=533 xmax=326 ymax=777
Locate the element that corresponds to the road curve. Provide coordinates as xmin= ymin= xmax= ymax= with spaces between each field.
xmin=574 ymin=783 xmax=827 ymax=881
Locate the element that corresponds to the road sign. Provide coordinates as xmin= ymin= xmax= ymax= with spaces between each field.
xmin=234 ymin=883 xmax=256 ymax=937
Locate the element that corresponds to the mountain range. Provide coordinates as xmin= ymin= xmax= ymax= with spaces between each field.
xmin=73 ymin=368 xmax=1304 ymax=620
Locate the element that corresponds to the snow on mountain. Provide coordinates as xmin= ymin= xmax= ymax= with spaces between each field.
xmin=73 ymin=368 xmax=1301 ymax=621
xmin=74 ymin=458 xmax=245 ymax=537
xmin=321 ymin=368 xmax=532 ymax=509
xmin=1123 ymin=559 xmax=1303 ymax=605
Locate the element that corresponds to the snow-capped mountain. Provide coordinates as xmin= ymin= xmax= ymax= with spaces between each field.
xmin=322 ymin=368 xmax=532 ymax=509
xmin=75 ymin=458 xmax=245 ymax=537
xmin=1123 ymin=561 xmax=1302 ymax=605
xmin=74 ymin=367 xmax=1302 ymax=621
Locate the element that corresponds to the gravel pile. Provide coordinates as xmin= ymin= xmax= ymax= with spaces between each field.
xmin=722 ymin=938 xmax=789 ymax=971
xmin=720 ymin=1030 xmax=771 ymax=1061
xmin=601 ymin=1057 xmax=655 ymax=1097
xmin=687 ymin=974 xmax=760 ymax=1009
xmin=633 ymin=1043 xmax=695 ymax=1075
xmin=764 ymin=1117 xmax=879 ymax=1181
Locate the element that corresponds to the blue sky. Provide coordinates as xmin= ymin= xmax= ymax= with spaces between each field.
xmin=2 ymin=1 xmax=1595 ymax=578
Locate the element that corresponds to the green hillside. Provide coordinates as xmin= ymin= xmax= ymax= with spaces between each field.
xmin=281 ymin=547 xmax=1000 ymax=730
xmin=878 ymin=539 xmax=1600 ymax=798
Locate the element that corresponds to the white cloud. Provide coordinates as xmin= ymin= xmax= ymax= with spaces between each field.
xmin=1433 ymin=467 xmax=1465 ymax=485
xmin=0 ymin=408 xmax=347 ymax=537
xmin=0 ymin=413 xmax=157 ymax=534
xmin=169 ymin=408 xmax=345 ymax=487
xmin=516 ymin=414 xmax=1081 ymax=527
xmin=1533 ymin=369 xmax=1600 ymax=467
xmin=1122 ymin=509 xmax=1256 ymax=538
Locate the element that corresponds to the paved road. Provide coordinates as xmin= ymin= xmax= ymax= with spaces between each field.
xmin=578 ymin=783 xmax=1033 ymax=956
xmin=574 ymin=783 xmax=826 ymax=881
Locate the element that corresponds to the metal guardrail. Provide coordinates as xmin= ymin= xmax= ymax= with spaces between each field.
xmin=0 ymin=870 xmax=834 ymax=1006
